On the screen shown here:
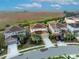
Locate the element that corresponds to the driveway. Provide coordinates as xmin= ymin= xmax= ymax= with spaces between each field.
xmin=6 ymin=44 xmax=19 ymax=59
xmin=12 ymin=45 xmax=79 ymax=59
xmin=41 ymin=33 xmax=54 ymax=48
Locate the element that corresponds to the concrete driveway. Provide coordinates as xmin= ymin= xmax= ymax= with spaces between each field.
xmin=6 ymin=44 xmax=19 ymax=59
xmin=41 ymin=33 xmax=55 ymax=48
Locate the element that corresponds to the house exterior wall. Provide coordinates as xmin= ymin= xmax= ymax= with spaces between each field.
xmin=4 ymin=30 xmax=26 ymax=39
xmin=48 ymin=24 xmax=55 ymax=33
xmin=30 ymin=28 xmax=48 ymax=33
xmin=67 ymin=24 xmax=74 ymax=32
xmin=48 ymin=24 xmax=61 ymax=34
xmin=65 ymin=17 xmax=79 ymax=40
xmin=67 ymin=24 xmax=79 ymax=32
xmin=6 ymin=37 xmax=17 ymax=45
xmin=67 ymin=23 xmax=79 ymax=41
xmin=4 ymin=29 xmax=26 ymax=45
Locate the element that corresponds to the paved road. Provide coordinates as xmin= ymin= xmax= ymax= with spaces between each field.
xmin=12 ymin=45 xmax=79 ymax=59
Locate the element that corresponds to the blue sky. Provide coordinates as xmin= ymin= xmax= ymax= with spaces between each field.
xmin=0 ymin=0 xmax=79 ymax=11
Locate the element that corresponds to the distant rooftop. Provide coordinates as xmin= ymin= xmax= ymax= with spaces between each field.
xmin=57 ymin=23 xmax=67 ymax=28
xmin=31 ymin=23 xmax=46 ymax=29
xmin=67 ymin=16 xmax=79 ymax=20
xmin=65 ymin=16 xmax=79 ymax=23
xmin=49 ymin=22 xmax=67 ymax=29
xmin=5 ymin=25 xmax=24 ymax=33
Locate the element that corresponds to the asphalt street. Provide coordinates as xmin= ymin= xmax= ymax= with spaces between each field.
xmin=12 ymin=45 xmax=79 ymax=59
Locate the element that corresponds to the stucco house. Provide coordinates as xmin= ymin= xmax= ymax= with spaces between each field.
xmin=56 ymin=23 xmax=67 ymax=31
xmin=4 ymin=25 xmax=26 ymax=59
xmin=65 ymin=16 xmax=79 ymax=41
xmin=48 ymin=21 xmax=62 ymax=34
xmin=30 ymin=23 xmax=54 ymax=48
xmin=48 ymin=21 xmax=67 ymax=41
xmin=65 ymin=16 xmax=79 ymax=24
xmin=4 ymin=25 xmax=26 ymax=45
xmin=67 ymin=23 xmax=79 ymax=40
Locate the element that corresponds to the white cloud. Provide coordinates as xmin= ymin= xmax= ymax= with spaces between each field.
xmin=51 ymin=4 xmax=61 ymax=8
xmin=19 ymin=2 xmax=42 ymax=8
xmin=51 ymin=4 xmax=61 ymax=9
xmin=33 ymin=0 xmax=79 ymax=5
xmin=71 ymin=2 xmax=79 ymax=5
xmin=14 ymin=7 xmax=23 ymax=9
xmin=14 ymin=2 xmax=42 ymax=10
xmin=34 ymin=0 xmax=52 ymax=2
xmin=34 ymin=0 xmax=74 ymax=2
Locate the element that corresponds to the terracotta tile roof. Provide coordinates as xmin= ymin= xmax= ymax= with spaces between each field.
xmin=49 ymin=22 xmax=58 ymax=29
xmin=56 ymin=23 xmax=67 ymax=28
xmin=5 ymin=25 xmax=24 ymax=33
xmin=31 ymin=23 xmax=46 ymax=29
xmin=49 ymin=22 xmax=67 ymax=30
xmin=66 ymin=16 xmax=79 ymax=22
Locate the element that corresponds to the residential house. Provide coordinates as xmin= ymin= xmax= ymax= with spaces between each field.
xmin=48 ymin=21 xmax=67 ymax=41
xmin=67 ymin=23 xmax=79 ymax=40
xmin=30 ymin=23 xmax=54 ymax=48
xmin=4 ymin=25 xmax=26 ymax=45
xmin=65 ymin=16 xmax=79 ymax=41
xmin=4 ymin=25 xmax=27 ymax=59
xmin=65 ymin=16 xmax=79 ymax=23
xmin=56 ymin=23 xmax=67 ymax=32
xmin=48 ymin=21 xmax=61 ymax=35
